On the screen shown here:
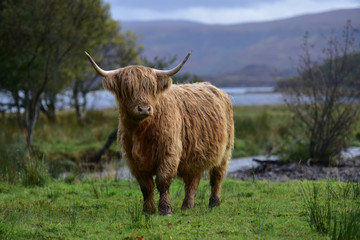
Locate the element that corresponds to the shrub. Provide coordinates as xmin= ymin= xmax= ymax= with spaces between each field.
xmin=0 ymin=136 xmax=27 ymax=183
xmin=21 ymin=154 xmax=48 ymax=187
xmin=280 ymin=21 xmax=360 ymax=164
xmin=0 ymin=135 xmax=48 ymax=186
xmin=277 ymin=138 xmax=310 ymax=163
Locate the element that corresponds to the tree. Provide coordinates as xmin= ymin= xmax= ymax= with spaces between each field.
xmin=71 ymin=21 xmax=143 ymax=124
xmin=280 ymin=21 xmax=360 ymax=164
xmin=0 ymin=0 xmax=112 ymax=147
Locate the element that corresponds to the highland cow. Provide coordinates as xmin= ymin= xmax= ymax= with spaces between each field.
xmin=85 ymin=51 xmax=234 ymax=215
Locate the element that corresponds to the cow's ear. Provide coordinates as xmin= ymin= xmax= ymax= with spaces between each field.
xmin=156 ymin=74 xmax=172 ymax=94
xmin=102 ymin=77 xmax=119 ymax=93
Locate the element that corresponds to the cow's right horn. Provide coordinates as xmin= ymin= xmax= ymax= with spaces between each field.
xmin=154 ymin=50 xmax=192 ymax=76
xmin=85 ymin=51 xmax=119 ymax=77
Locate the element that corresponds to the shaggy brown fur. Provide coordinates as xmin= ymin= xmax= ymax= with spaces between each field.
xmin=103 ymin=66 xmax=234 ymax=215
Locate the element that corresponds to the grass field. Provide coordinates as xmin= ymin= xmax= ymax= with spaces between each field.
xmin=1 ymin=106 xmax=294 ymax=162
xmin=1 ymin=178 xmax=359 ymax=239
xmin=1 ymin=106 xmax=360 ymax=239
xmin=0 ymin=178 xmax=348 ymax=240
xmin=1 ymin=105 xmax=359 ymax=163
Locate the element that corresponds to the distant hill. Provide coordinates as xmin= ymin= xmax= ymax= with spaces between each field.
xmin=122 ymin=8 xmax=360 ymax=86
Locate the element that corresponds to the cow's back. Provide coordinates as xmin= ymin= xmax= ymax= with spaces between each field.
xmin=163 ymin=82 xmax=234 ymax=176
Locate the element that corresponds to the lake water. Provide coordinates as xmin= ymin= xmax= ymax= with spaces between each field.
xmin=0 ymin=87 xmax=285 ymax=111
xmin=223 ymin=87 xmax=284 ymax=106
xmin=83 ymin=87 xmax=285 ymax=109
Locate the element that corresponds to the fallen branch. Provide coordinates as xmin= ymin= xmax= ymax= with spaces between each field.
xmin=252 ymin=158 xmax=284 ymax=165
xmin=93 ymin=127 xmax=118 ymax=162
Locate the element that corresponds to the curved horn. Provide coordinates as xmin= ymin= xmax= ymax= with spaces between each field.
xmin=84 ymin=51 xmax=119 ymax=77
xmin=154 ymin=50 xmax=192 ymax=76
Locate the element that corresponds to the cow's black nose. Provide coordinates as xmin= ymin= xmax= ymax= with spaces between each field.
xmin=137 ymin=106 xmax=152 ymax=115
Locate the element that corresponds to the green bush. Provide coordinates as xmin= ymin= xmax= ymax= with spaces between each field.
xmin=0 ymin=135 xmax=48 ymax=186
xmin=277 ymin=138 xmax=310 ymax=163
xmin=21 ymin=154 xmax=48 ymax=187
xmin=280 ymin=23 xmax=360 ymax=164
xmin=0 ymin=136 xmax=27 ymax=183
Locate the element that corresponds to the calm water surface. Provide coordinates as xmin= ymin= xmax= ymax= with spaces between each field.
xmin=72 ymin=87 xmax=285 ymax=109
xmin=0 ymin=87 xmax=285 ymax=111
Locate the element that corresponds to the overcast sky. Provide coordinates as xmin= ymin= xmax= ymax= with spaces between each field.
xmin=105 ymin=0 xmax=360 ymax=24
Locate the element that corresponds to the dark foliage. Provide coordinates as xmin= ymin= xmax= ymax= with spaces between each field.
xmin=280 ymin=21 xmax=360 ymax=164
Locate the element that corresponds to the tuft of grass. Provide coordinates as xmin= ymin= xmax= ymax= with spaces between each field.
xmin=90 ymin=181 xmax=101 ymax=199
xmin=0 ymin=136 xmax=27 ymax=183
xmin=68 ymin=203 xmax=79 ymax=229
xmin=128 ymin=197 xmax=153 ymax=229
xmin=301 ymin=183 xmax=332 ymax=234
xmin=21 ymin=155 xmax=48 ymax=187
xmin=0 ymin=135 xmax=48 ymax=186
xmin=331 ymin=206 xmax=360 ymax=240
xmin=301 ymin=181 xmax=360 ymax=239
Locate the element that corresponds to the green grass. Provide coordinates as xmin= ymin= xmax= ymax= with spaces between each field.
xmin=301 ymin=181 xmax=360 ymax=239
xmin=1 ymin=107 xmax=360 ymax=239
xmin=0 ymin=178 xmax=332 ymax=240
xmin=1 ymin=109 xmax=119 ymax=169
xmin=34 ymin=109 xmax=119 ymax=159
xmin=2 ymin=106 xmax=360 ymax=161
xmin=232 ymin=105 xmax=293 ymax=158
xmin=3 ymin=106 xmax=293 ymax=160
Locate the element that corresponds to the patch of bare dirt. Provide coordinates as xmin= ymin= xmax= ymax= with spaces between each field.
xmin=227 ymin=157 xmax=360 ymax=182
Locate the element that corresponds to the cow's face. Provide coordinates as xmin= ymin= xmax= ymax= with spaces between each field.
xmin=103 ymin=66 xmax=171 ymax=120
xmin=85 ymin=51 xmax=191 ymax=121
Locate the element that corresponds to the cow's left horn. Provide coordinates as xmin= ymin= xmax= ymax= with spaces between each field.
xmin=154 ymin=50 xmax=192 ymax=76
xmin=85 ymin=51 xmax=119 ymax=77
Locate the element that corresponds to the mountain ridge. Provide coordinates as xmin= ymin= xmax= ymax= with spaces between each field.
xmin=122 ymin=8 xmax=360 ymax=86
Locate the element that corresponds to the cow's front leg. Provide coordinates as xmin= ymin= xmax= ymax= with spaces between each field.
xmin=155 ymin=150 xmax=180 ymax=215
xmin=155 ymin=174 xmax=173 ymax=215
xmin=137 ymin=176 xmax=156 ymax=214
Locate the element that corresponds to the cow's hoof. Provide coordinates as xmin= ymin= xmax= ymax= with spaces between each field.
xmin=208 ymin=195 xmax=221 ymax=208
xmin=158 ymin=205 xmax=172 ymax=216
xmin=158 ymin=209 xmax=172 ymax=216
xmin=181 ymin=202 xmax=194 ymax=210
xmin=143 ymin=208 xmax=156 ymax=214
xmin=143 ymin=202 xmax=156 ymax=214
xmin=160 ymin=213 xmax=172 ymax=216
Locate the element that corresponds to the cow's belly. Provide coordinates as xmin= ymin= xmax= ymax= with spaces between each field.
xmin=177 ymin=140 xmax=228 ymax=177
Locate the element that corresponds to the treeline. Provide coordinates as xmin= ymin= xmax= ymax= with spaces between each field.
xmin=1 ymin=1 xmax=359 ymax=167
xmin=0 ymin=0 xmax=143 ymax=147
xmin=0 ymin=0 xmax=200 ymax=148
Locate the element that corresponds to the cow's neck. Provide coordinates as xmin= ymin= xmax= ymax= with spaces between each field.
xmin=120 ymin=113 xmax=152 ymax=135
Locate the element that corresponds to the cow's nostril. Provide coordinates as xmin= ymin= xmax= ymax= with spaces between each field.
xmin=137 ymin=106 xmax=151 ymax=114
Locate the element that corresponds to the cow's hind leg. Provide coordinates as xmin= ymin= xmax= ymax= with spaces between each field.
xmin=137 ymin=176 xmax=156 ymax=214
xmin=209 ymin=158 xmax=229 ymax=208
xmin=181 ymin=174 xmax=201 ymax=210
